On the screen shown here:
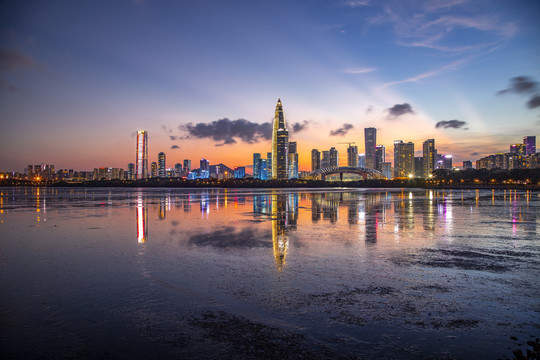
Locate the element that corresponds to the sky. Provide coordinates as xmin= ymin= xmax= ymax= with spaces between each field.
xmin=1 ymin=0 xmax=539 ymax=172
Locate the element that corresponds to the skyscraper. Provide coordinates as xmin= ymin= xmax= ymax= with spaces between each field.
xmin=347 ymin=145 xmax=358 ymax=167
xmin=288 ymin=142 xmax=298 ymax=179
xmin=364 ymin=127 xmax=376 ymax=169
xmin=150 ymin=162 xmax=157 ymax=178
xmin=523 ymin=136 xmax=536 ymax=155
xmin=375 ymin=145 xmax=385 ymax=171
xmin=136 ymin=130 xmax=148 ymax=179
xmin=329 ymin=147 xmax=339 ymax=167
xmin=158 ymin=152 xmax=166 ymax=177
xmin=253 ymin=153 xmax=261 ymax=179
xmin=271 ymin=99 xmax=289 ymax=179
xmin=422 ymin=139 xmax=435 ymax=178
xmin=200 ymin=159 xmax=210 ymax=179
xmin=510 ymin=144 xmax=526 ymax=155
xmin=174 ymin=163 xmax=182 ymax=177
xmin=393 ymin=140 xmax=414 ymax=178
xmin=183 ymin=159 xmax=191 ymax=176
xmin=321 ymin=151 xmax=330 ymax=168
xmin=311 ymin=149 xmax=321 ymax=171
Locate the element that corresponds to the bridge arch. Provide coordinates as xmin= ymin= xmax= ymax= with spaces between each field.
xmin=307 ymin=166 xmax=386 ymax=181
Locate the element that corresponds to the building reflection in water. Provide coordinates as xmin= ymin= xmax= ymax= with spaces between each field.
xmin=365 ymin=192 xmax=384 ymax=244
xmin=271 ymin=192 xmax=298 ymax=272
xmin=136 ymin=191 xmax=148 ymax=243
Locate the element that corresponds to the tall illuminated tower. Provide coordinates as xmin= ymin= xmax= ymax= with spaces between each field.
xmin=271 ymin=99 xmax=289 ymax=179
xmin=136 ymin=130 xmax=148 ymax=179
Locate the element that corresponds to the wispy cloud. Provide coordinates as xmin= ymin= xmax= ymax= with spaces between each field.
xmin=381 ymin=57 xmax=470 ymax=88
xmin=342 ymin=67 xmax=377 ymax=74
xmin=343 ymin=0 xmax=370 ymax=7
xmin=0 ymin=48 xmax=41 ymax=72
xmin=365 ymin=1 xmax=516 ymax=54
xmin=435 ymin=119 xmax=468 ymax=129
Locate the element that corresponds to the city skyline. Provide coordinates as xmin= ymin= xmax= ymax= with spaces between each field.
xmin=1 ymin=1 xmax=539 ymax=171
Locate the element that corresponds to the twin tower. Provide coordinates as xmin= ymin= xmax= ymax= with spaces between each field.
xmin=271 ymin=99 xmax=289 ymax=179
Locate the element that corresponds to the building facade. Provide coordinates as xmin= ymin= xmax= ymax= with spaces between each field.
xmin=422 ymin=139 xmax=435 ymax=178
xmin=393 ymin=140 xmax=414 ymax=178
xmin=311 ymin=149 xmax=321 ymax=171
xmin=364 ymin=127 xmax=376 ymax=169
xmin=523 ymin=136 xmax=536 ymax=155
xmin=271 ymin=99 xmax=289 ymax=179
xmin=158 ymin=152 xmax=166 ymax=177
xmin=347 ymin=145 xmax=358 ymax=167
xmin=136 ymin=130 xmax=148 ymax=179
xmin=329 ymin=147 xmax=339 ymax=167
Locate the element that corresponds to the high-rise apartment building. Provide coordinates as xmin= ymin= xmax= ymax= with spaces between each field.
xmin=150 ymin=162 xmax=157 ymax=178
xmin=288 ymin=142 xmax=298 ymax=179
xmin=200 ymin=159 xmax=210 ymax=179
xmin=422 ymin=139 xmax=435 ymax=178
xmin=253 ymin=153 xmax=261 ymax=179
xmin=393 ymin=140 xmax=414 ymax=178
xmin=136 ymin=130 xmax=148 ymax=179
xmin=158 ymin=152 xmax=166 ymax=177
xmin=375 ymin=145 xmax=385 ymax=171
xmin=414 ymin=157 xmax=423 ymax=177
xmin=442 ymin=155 xmax=452 ymax=169
xmin=183 ymin=159 xmax=191 ymax=176
xmin=510 ymin=144 xmax=526 ymax=155
xmin=523 ymin=136 xmax=536 ymax=155
xmin=127 ymin=163 xmax=135 ymax=180
xmin=329 ymin=147 xmax=339 ymax=167
xmin=462 ymin=160 xmax=473 ymax=170
xmin=347 ymin=145 xmax=358 ymax=167
xmin=271 ymin=99 xmax=289 ymax=179
xmin=358 ymin=154 xmax=365 ymax=168
xmin=311 ymin=149 xmax=321 ymax=171
xmin=321 ymin=151 xmax=330 ymax=168
xmin=174 ymin=163 xmax=182 ymax=177
xmin=364 ymin=127 xmax=376 ymax=169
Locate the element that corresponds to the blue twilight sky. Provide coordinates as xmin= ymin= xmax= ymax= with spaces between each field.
xmin=1 ymin=0 xmax=539 ymax=171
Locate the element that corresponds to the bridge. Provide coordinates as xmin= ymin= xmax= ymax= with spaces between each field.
xmin=307 ymin=166 xmax=386 ymax=181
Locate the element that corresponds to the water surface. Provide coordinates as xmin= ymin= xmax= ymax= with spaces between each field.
xmin=0 ymin=187 xmax=538 ymax=359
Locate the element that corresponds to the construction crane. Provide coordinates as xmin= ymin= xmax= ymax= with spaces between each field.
xmin=337 ymin=142 xmax=356 ymax=147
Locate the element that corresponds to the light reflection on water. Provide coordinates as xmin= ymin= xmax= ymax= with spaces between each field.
xmin=0 ymin=187 xmax=539 ymax=359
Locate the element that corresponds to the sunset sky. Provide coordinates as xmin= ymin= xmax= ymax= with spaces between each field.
xmin=1 ymin=0 xmax=539 ymax=172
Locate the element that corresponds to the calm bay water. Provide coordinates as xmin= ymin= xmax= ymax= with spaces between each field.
xmin=0 ymin=187 xmax=538 ymax=359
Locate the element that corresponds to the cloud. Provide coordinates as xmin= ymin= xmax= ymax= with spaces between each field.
xmin=528 ymin=95 xmax=540 ymax=109
xmin=386 ymin=103 xmax=414 ymax=119
xmin=365 ymin=105 xmax=374 ymax=114
xmin=181 ymin=118 xmax=271 ymax=146
xmin=497 ymin=76 xmax=538 ymax=95
xmin=170 ymin=145 xmax=180 ymax=149
xmin=342 ymin=67 xmax=377 ymax=74
xmin=382 ymin=58 xmax=470 ymax=88
xmin=343 ymin=0 xmax=370 ymax=7
xmin=470 ymin=152 xmax=479 ymax=156
xmin=291 ymin=120 xmax=312 ymax=133
xmin=0 ymin=48 xmax=40 ymax=72
xmin=497 ymin=76 xmax=540 ymax=110
xmin=330 ymin=123 xmax=354 ymax=136
xmin=435 ymin=119 xmax=468 ymax=129
xmin=367 ymin=3 xmax=516 ymax=54
xmin=169 ymin=135 xmax=178 ymax=140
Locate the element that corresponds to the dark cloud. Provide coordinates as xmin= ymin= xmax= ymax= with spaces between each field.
xmin=435 ymin=119 xmax=468 ymax=129
xmin=0 ymin=48 xmax=40 ymax=72
xmin=497 ymin=76 xmax=538 ymax=95
xmin=181 ymin=118 xmax=271 ymax=145
xmin=387 ymin=103 xmax=414 ymax=118
xmin=527 ymin=94 xmax=540 ymax=109
xmin=329 ymin=123 xmax=354 ymax=136
xmin=171 ymin=145 xmax=180 ymax=149
xmin=291 ymin=120 xmax=311 ymax=133
xmin=470 ymin=152 xmax=480 ymax=156
xmin=188 ymin=227 xmax=271 ymax=248
xmin=169 ymin=135 xmax=178 ymax=140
